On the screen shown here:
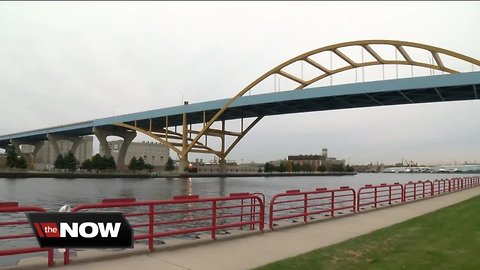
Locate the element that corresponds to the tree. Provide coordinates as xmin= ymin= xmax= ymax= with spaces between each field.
xmin=129 ymin=157 xmax=138 ymax=171
xmin=105 ymin=156 xmax=116 ymax=170
xmin=137 ymin=157 xmax=145 ymax=170
xmin=317 ymin=164 xmax=327 ymax=172
xmin=5 ymin=148 xmax=18 ymax=168
xmin=54 ymin=155 xmax=65 ymax=170
xmin=144 ymin=163 xmax=154 ymax=172
xmin=16 ymin=156 xmax=27 ymax=169
xmin=282 ymin=161 xmax=293 ymax=172
xmin=91 ymin=154 xmax=106 ymax=171
xmin=64 ymin=152 xmax=78 ymax=171
xmin=81 ymin=159 xmax=94 ymax=171
xmin=165 ymin=157 xmax=175 ymax=171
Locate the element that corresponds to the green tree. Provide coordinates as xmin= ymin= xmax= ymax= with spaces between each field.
xmin=331 ymin=163 xmax=345 ymax=172
xmin=128 ymin=157 xmax=138 ymax=171
xmin=137 ymin=157 xmax=145 ymax=170
xmin=144 ymin=163 xmax=154 ymax=172
xmin=16 ymin=156 xmax=27 ymax=169
xmin=81 ymin=159 xmax=94 ymax=171
xmin=5 ymin=148 xmax=18 ymax=168
xmin=282 ymin=161 xmax=293 ymax=172
xmin=105 ymin=156 xmax=116 ymax=170
xmin=317 ymin=164 xmax=327 ymax=172
xmin=54 ymin=154 xmax=65 ymax=170
xmin=165 ymin=157 xmax=175 ymax=171
xmin=91 ymin=154 xmax=106 ymax=171
xmin=63 ymin=152 xmax=78 ymax=171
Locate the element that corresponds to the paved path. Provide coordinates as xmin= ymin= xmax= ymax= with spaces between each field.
xmin=7 ymin=187 xmax=480 ymax=270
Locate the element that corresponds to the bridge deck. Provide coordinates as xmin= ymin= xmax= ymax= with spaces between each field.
xmin=1 ymin=72 xmax=479 ymax=145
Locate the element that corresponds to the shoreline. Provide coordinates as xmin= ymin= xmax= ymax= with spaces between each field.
xmin=0 ymin=171 xmax=357 ymax=179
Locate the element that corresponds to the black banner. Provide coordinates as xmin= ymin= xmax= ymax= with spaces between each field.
xmin=27 ymin=212 xmax=133 ymax=248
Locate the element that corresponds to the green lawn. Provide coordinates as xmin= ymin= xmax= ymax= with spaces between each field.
xmin=254 ymin=195 xmax=480 ymax=270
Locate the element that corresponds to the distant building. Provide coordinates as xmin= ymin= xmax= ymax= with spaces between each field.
xmin=192 ymin=160 xmax=262 ymax=174
xmin=288 ymin=148 xmax=345 ymax=170
xmin=105 ymin=140 xmax=170 ymax=168
xmin=21 ymin=136 xmax=93 ymax=170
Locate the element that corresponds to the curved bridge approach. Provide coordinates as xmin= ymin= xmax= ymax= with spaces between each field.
xmin=0 ymin=40 xmax=479 ymax=171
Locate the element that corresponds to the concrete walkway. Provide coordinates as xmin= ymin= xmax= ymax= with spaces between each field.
xmin=6 ymin=187 xmax=480 ymax=270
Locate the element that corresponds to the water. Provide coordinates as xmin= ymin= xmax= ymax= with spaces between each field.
xmin=0 ymin=173 xmax=476 ymax=266
xmin=0 ymin=174 xmax=474 ymax=210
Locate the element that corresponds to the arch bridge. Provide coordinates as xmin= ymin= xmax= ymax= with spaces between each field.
xmin=1 ymin=40 xmax=479 ymax=172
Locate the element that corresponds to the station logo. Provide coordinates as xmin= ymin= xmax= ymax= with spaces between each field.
xmin=27 ymin=212 xmax=133 ymax=248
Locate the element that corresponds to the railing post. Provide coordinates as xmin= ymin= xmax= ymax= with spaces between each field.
xmin=330 ymin=191 xmax=335 ymax=218
xmin=250 ymin=197 xmax=254 ymax=230
xmin=48 ymin=249 xmax=54 ymax=267
xmin=388 ymin=186 xmax=392 ymax=205
xmin=259 ymin=197 xmax=265 ymax=232
xmin=414 ymin=182 xmax=417 ymax=200
xmin=304 ymin=193 xmax=308 ymax=223
xmin=269 ymin=196 xmax=275 ymax=230
xmin=64 ymin=249 xmax=70 ymax=265
xmin=422 ymin=182 xmax=425 ymax=198
xmin=240 ymin=198 xmax=244 ymax=230
xmin=357 ymin=188 xmax=361 ymax=212
xmin=212 ymin=200 xmax=217 ymax=240
xmin=149 ymin=204 xmax=154 ymax=252
xmin=374 ymin=187 xmax=378 ymax=208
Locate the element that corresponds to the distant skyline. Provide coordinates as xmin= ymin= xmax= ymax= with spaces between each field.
xmin=0 ymin=2 xmax=479 ymax=165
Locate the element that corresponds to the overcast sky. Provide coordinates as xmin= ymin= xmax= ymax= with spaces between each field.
xmin=0 ymin=1 xmax=479 ymax=165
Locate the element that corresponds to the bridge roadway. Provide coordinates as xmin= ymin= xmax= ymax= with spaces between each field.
xmin=6 ymin=186 xmax=480 ymax=270
xmin=1 ymin=71 xmax=480 ymax=145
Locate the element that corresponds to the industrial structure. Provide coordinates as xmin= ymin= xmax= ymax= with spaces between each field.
xmin=0 ymin=40 xmax=479 ymax=173
xmin=104 ymin=140 xmax=170 ymax=169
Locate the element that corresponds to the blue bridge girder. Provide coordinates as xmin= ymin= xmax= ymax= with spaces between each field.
xmin=0 ymin=71 xmax=479 ymax=146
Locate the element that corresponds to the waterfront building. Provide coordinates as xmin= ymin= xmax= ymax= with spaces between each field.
xmin=193 ymin=160 xmax=262 ymax=174
xmin=104 ymin=140 xmax=170 ymax=168
xmin=288 ymin=148 xmax=345 ymax=171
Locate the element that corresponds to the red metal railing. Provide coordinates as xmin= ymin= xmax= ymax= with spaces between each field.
xmin=449 ymin=177 xmax=463 ymax=191
xmin=0 ymin=202 xmax=54 ymax=267
xmin=357 ymin=182 xmax=403 ymax=211
xmin=2 ymin=176 xmax=480 ymax=267
xmin=269 ymin=186 xmax=356 ymax=230
xmin=433 ymin=179 xmax=450 ymax=195
xmin=64 ymin=193 xmax=264 ymax=264
xmin=404 ymin=180 xmax=434 ymax=201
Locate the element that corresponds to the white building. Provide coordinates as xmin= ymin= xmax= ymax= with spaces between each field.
xmin=106 ymin=140 xmax=170 ymax=168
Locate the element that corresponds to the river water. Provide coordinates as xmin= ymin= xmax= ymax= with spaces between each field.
xmin=0 ymin=173 xmax=475 ymax=211
xmin=0 ymin=173 xmax=477 ymax=266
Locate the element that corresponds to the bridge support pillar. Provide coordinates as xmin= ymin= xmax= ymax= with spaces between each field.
xmin=178 ymin=156 xmax=189 ymax=173
xmin=93 ymin=126 xmax=137 ymax=170
xmin=46 ymin=134 xmax=82 ymax=160
xmin=178 ymin=110 xmax=190 ymax=173
xmin=219 ymin=158 xmax=227 ymax=174
xmin=10 ymin=139 xmax=44 ymax=169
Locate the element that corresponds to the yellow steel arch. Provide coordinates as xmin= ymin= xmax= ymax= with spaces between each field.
xmin=184 ymin=40 xmax=480 ymax=156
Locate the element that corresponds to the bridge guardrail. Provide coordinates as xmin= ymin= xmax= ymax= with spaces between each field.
xmin=269 ymin=186 xmax=356 ymax=230
xmin=357 ymin=182 xmax=403 ymax=212
xmin=0 ymin=202 xmax=54 ymax=267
